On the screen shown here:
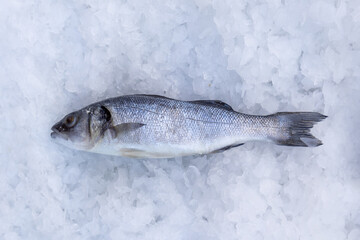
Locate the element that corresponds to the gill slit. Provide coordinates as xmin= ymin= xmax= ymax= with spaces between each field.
xmin=88 ymin=113 xmax=92 ymax=138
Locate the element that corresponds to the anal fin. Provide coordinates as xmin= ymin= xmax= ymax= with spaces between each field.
xmin=211 ymin=143 xmax=244 ymax=154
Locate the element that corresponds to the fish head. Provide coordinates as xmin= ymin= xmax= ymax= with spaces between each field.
xmin=51 ymin=105 xmax=112 ymax=150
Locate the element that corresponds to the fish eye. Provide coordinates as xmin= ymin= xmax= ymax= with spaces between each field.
xmin=65 ymin=115 xmax=76 ymax=127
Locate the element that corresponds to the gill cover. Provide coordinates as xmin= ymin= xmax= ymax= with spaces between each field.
xmin=89 ymin=105 xmax=112 ymax=143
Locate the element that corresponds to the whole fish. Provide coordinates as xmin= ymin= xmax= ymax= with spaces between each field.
xmin=51 ymin=94 xmax=327 ymax=158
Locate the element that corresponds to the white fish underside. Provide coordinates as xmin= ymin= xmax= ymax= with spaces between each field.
xmin=92 ymin=133 xmax=249 ymax=158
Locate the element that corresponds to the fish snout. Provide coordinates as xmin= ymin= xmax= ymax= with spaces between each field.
xmin=51 ymin=122 xmax=68 ymax=139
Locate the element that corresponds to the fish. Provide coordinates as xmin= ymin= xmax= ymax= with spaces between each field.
xmin=51 ymin=94 xmax=327 ymax=158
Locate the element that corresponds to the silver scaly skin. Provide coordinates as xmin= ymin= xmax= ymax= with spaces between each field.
xmin=51 ymin=94 xmax=327 ymax=158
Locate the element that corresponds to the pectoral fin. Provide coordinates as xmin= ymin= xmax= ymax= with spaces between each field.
xmin=109 ymin=123 xmax=146 ymax=139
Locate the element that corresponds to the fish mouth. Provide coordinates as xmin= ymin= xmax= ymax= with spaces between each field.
xmin=51 ymin=126 xmax=69 ymax=140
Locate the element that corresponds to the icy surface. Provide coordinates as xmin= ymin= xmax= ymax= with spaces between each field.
xmin=1 ymin=0 xmax=360 ymax=239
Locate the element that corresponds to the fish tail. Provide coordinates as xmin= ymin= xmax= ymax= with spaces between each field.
xmin=271 ymin=112 xmax=327 ymax=147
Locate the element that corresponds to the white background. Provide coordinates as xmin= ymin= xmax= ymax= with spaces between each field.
xmin=1 ymin=0 xmax=360 ymax=239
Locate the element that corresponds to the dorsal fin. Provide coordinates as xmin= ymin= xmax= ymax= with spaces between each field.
xmin=190 ymin=100 xmax=234 ymax=111
xmin=132 ymin=94 xmax=235 ymax=111
xmin=211 ymin=143 xmax=244 ymax=154
xmin=133 ymin=94 xmax=174 ymax=100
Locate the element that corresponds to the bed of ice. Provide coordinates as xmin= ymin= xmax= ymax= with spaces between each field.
xmin=1 ymin=0 xmax=360 ymax=239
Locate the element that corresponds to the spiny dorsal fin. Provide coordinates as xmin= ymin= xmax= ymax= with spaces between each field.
xmin=109 ymin=123 xmax=145 ymax=139
xmin=190 ymin=100 xmax=234 ymax=111
xmin=211 ymin=143 xmax=244 ymax=154
xmin=134 ymin=94 xmax=174 ymax=100
xmin=133 ymin=95 xmax=235 ymax=111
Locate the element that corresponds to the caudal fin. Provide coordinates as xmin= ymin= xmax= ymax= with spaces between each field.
xmin=273 ymin=112 xmax=327 ymax=147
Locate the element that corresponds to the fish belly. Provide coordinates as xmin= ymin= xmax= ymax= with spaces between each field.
xmin=91 ymin=132 xmax=244 ymax=158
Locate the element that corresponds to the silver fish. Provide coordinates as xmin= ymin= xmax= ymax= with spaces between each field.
xmin=51 ymin=94 xmax=327 ymax=158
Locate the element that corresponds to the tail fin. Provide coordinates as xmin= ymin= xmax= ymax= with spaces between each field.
xmin=273 ymin=112 xmax=327 ymax=147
